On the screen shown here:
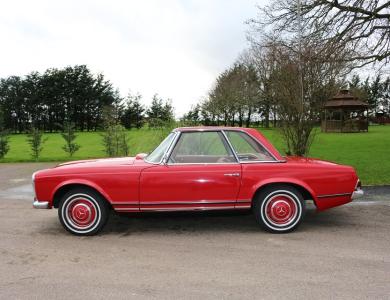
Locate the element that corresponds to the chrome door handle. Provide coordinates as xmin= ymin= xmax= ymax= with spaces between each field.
xmin=224 ymin=173 xmax=240 ymax=177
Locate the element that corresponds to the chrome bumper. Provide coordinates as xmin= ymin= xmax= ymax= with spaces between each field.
xmin=351 ymin=189 xmax=364 ymax=200
xmin=33 ymin=200 xmax=49 ymax=209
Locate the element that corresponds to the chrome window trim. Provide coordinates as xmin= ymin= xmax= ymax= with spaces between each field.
xmin=165 ymin=130 xmax=240 ymax=165
xmin=221 ymin=130 xmax=240 ymax=162
xmin=144 ymin=131 xmax=179 ymax=165
xmin=223 ymin=129 xmax=280 ymax=163
xmin=239 ymin=160 xmax=286 ymax=164
xmin=166 ymin=162 xmax=240 ymax=166
xmin=173 ymin=128 xmax=279 ymax=161
xmin=161 ymin=131 xmax=181 ymax=164
xmin=149 ymin=128 xmax=284 ymax=166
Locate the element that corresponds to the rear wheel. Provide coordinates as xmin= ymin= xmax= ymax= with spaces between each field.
xmin=253 ymin=185 xmax=305 ymax=233
xmin=58 ymin=188 xmax=109 ymax=236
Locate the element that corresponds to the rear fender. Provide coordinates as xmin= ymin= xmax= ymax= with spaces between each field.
xmin=251 ymin=178 xmax=318 ymax=204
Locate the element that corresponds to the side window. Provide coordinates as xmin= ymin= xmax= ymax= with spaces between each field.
xmin=225 ymin=131 xmax=275 ymax=162
xmin=169 ymin=132 xmax=236 ymax=164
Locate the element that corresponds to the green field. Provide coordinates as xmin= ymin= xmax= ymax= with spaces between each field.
xmin=1 ymin=126 xmax=389 ymax=185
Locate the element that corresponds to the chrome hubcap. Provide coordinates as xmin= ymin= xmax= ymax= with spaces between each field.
xmin=66 ymin=198 xmax=97 ymax=229
xmin=265 ymin=194 xmax=298 ymax=226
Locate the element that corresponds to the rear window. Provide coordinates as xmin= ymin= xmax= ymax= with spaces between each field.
xmin=225 ymin=131 xmax=275 ymax=162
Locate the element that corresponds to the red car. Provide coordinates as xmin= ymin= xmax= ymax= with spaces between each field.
xmin=32 ymin=127 xmax=363 ymax=235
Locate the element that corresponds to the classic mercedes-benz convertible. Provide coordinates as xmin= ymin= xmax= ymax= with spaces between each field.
xmin=32 ymin=127 xmax=363 ymax=235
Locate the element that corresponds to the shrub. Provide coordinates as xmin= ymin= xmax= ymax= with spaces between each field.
xmin=0 ymin=130 xmax=10 ymax=159
xmin=61 ymin=122 xmax=80 ymax=157
xmin=101 ymin=124 xmax=129 ymax=157
xmin=27 ymin=128 xmax=47 ymax=161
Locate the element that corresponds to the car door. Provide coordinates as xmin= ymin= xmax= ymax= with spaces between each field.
xmin=139 ymin=131 xmax=242 ymax=211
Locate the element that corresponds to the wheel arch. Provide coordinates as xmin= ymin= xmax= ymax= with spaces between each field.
xmin=52 ymin=180 xmax=112 ymax=209
xmin=251 ymin=180 xmax=317 ymax=208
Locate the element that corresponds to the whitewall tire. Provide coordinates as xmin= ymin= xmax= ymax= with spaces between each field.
xmin=58 ymin=188 xmax=109 ymax=235
xmin=253 ymin=185 xmax=305 ymax=233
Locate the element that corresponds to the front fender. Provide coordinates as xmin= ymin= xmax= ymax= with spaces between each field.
xmin=51 ymin=179 xmax=113 ymax=204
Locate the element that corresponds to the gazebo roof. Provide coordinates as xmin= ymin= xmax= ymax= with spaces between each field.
xmin=324 ymin=89 xmax=368 ymax=109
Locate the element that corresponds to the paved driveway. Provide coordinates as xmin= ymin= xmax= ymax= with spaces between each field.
xmin=0 ymin=163 xmax=389 ymax=299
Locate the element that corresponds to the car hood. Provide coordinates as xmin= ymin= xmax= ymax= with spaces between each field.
xmin=56 ymin=157 xmax=136 ymax=169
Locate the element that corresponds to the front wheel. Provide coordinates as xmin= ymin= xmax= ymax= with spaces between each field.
xmin=253 ymin=185 xmax=305 ymax=233
xmin=58 ymin=188 xmax=109 ymax=236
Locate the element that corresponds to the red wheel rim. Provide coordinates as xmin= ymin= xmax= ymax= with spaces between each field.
xmin=66 ymin=198 xmax=97 ymax=228
xmin=265 ymin=194 xmax=297 ymax=226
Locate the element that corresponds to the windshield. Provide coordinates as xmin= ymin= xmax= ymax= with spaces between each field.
xmin=145 ymin=132 xmax=175 ymax=163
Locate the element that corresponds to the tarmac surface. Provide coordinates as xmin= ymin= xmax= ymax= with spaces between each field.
xmin=0 ymin=163 xmax=389 ymax=299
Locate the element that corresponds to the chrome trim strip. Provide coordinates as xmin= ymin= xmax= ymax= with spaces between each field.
xmin=317 ymin=192 xmax=352 ymax=199
xmin=140 ymin=206 xmax=238 ymax=211
xmin=111 ymin=200 xmax=252 ymax=205
xmin=221 ymin=130 xmax=240 ymax=162
xmin=32 ymin=172 xmax=37 ymax=199
xmin=162 ymin=131 xmax=181 ymax=164
xmin=237 ymin=200 xmax=251 ymax=203
xmin=239 ymin=160 xmax=286 ymax=164
xmin=111 ymin=201 xmax=139 ymax=205
xmin=115 ymin=208 xmax=140 ymax=211
xmin=355 ymin=179 xmax=361 ymax=189
xmin=166 ymin=162 xmax=239 ymax=166
xmin=166 ymin=160 xmax=284 ymax=165
xmin=33 ymin=200 xmax=49 ymax=209
xmin=139 ymin=200 xmax=251 ymax=205
xmin=116 ymin=206 xmax=251 ymax=212
xmin=351 ymin=189 xmax=364 ymax=200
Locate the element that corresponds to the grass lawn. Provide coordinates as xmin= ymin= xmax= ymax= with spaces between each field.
xmin=1 ymin=126 xmax=389 ymax=185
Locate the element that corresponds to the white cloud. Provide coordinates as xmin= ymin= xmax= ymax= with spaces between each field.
xmin=0 ymin=0 xmax=262 ymax=116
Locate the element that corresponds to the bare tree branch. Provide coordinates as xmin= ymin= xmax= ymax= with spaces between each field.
xmin=248 ymin=0 xmax=390 ymax=68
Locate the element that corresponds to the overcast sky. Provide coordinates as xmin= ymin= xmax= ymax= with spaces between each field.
xmin=0 ymin=0 xmax=265 ymax=116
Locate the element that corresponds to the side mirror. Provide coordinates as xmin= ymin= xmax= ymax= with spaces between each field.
xmin=135 ymin=153 xmax=147 ymax=160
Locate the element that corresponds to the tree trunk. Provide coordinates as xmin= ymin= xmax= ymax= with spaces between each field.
xmin=246 ymin=108 xmax=252 ymax=127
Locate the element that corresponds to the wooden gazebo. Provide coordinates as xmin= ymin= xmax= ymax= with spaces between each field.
xmin=321 ymin=89 xmax=369 ymax=133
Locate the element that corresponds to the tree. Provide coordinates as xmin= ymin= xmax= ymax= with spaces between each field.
xmin=268 ymin=39 xmax=344 ymax=155
xmin=181 ymin=104 xmax=201 ymax=125
xmin=121 ymin=93 xmax=145 ymax=129
xmin=61 ymin=122 xmax=80 ymax=157
xmin=27 ymin=128 xmax=47 ymax=161
xmin=101 ymin=124 xmax=129 ymax=157
xmin=0 ymin=65 xmax=121 ymax=132
xmin=147 ymin=94 xmax=174 ymax=127
xmin=251 ymin=0 xmax=390 ymax=68
xmin=0 ymin=110 xmax=10 ymax=159
xmin=349 ymin=74 xmax=390 ymax=117
xmin=0 ymin=131 xmax=9 ymax=159
xmin=201 ymin=61 xmax=260 ymax=127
